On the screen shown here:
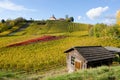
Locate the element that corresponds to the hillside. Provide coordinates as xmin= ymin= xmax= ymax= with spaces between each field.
xmin=11 ymin=20 xmax=90 ymax=35
xmin=0 ymin=20 xmax=120 ymax=80
xmin=0 ymin=17 xmax=28 ymax=36
xmin=45 ymin=21 xmax=89 ymax=33
xmin=1 ymin=21 xmax=89 ymax=35
xmin=0 ymin=31 xmax=120 ymax=78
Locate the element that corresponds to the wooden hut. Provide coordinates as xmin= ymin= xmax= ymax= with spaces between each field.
xmin=64 ymin=46 xmax=115 ymax=73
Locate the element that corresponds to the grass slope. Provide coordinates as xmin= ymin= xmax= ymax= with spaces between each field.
xmin=47 ymin=66 xmax=120 ymax=80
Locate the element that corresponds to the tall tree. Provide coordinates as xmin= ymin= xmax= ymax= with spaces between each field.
xmin=65 ymin=15 xmax=69 ymax=19
xmin=116 ymin=10 xmax=120 ymax=25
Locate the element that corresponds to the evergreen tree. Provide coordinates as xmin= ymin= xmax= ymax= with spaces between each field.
xmin=1 ymin=19 xmax=5 ymax=23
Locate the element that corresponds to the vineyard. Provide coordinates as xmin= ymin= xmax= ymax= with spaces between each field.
xmin=0 ymin=21 xmax=120 ymax=79
xmin=0 ymin=31 xmax=120 ymax=73
xmin=12 ymin=21 xmax=90 ymax=36
xmin=7 ymin=35 xmax=65 ymax=47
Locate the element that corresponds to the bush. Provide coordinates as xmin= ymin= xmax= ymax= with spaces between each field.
xmin=14 ymin=17 xmax=26 ymax=25
xmin=89 ymin=23 xmax=106 ymax=37
xmin=89 ymin=24 xmax=120 ymax=38
xmin=108 ymin=26 xmax=120 ymax=38
xmin=101 ymin=25 xmax=120 ymax=38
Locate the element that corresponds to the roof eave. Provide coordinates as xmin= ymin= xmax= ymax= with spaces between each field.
xmin=64 ymin=48 xmax=74 ymax=53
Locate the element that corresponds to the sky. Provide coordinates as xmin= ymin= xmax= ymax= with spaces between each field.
xmin=0 ymin=0 xmax=120 ymax=24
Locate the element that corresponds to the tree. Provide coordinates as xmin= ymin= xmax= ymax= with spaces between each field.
xmin=65 ymin=15 xmax=69 ymax=19
xmin=116 ymin=10 xmax=120 ymax=25
xmin=1 ymin=19 xmax=5 ymax=23
xmin=14 ymin=17 xmax=26 ymax=25
xmin=89 ymin=23 xmax=107 ymax=37
xmin=104 ymin=25 xmax=120 ymax=38
xmin=89 ymin=23 xmax=120 ymax=38
xmin=70 ymin=17 xmax=74 ymax=22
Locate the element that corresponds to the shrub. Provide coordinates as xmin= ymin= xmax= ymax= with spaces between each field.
xmin=101 ymin=25 xmax=120 ymax=38
xmin=89 ymin=24 xmax=120 ymax=38
xmin=89 ymin=23 xmax=106 ymax=37
xmin=14 ymin=17 xmax=26 ymax=25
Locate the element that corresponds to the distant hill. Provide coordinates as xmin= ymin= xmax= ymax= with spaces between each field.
xmin=13 ymin=20 xmax=90 ymax=35
xmin=0 ymin=20 xmax=91 ymax=36
xmin=45 ymin=20 xmax=89 ymax=33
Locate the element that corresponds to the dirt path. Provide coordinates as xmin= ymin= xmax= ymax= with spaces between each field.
xmin=8 ymin=22 xmax=30 ymax=36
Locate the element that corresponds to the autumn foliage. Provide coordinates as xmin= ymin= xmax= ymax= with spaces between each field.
xmin=117 ymin=10 xmax=120 ymax=25
xmin=7 ymin=35 xmax=65 ymax=47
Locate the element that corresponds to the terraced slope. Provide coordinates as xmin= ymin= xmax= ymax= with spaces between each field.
xmin=13 ymin=21 xmax=90 ymax=35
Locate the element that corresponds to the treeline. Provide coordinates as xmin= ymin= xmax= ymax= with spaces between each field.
xmin=89 ymin=23 xmax=120 ymax=38
xmin=0 ymin=17 xmax=26 ymax=33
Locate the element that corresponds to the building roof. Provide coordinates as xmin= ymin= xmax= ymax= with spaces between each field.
xmin=59 ymin=18 xmax=65 ymax=21
xmin=64 ymin=46 xmax=115 ymax=62
xmin=105 ymin=46 xmax=120 ymax=53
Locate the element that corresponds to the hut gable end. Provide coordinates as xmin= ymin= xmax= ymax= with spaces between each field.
xmin=74 ymin=49 xmax=86 ymax=62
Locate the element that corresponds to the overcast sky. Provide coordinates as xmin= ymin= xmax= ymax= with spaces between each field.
xmin=0 ymin=0 xmax=119 ymax=24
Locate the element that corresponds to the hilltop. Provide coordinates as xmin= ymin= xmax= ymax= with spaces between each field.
xmin=0 ymin=19 xmax=90 ymax=36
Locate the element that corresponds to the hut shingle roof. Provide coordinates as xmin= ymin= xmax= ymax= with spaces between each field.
xmin=64 ymin=46 xmax=115 ymax=62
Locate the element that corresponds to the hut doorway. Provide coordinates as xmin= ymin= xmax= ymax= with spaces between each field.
xmin=75 ymin=61 xmax=82 ymax=70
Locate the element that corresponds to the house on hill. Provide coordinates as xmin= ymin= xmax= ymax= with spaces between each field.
xmin=49 ymin=15 xmax=56 ymax=20
xmin=49 ymin=15 xmax=66 ymax=21
xmin=64 ymin=46 xmax=115 ymax=73
xmin=58 ymin=18 xmax=65 ymax=21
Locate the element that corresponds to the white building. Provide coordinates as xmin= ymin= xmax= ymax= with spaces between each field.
xmin=49 ymin=15 xmax=56 ymax=20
